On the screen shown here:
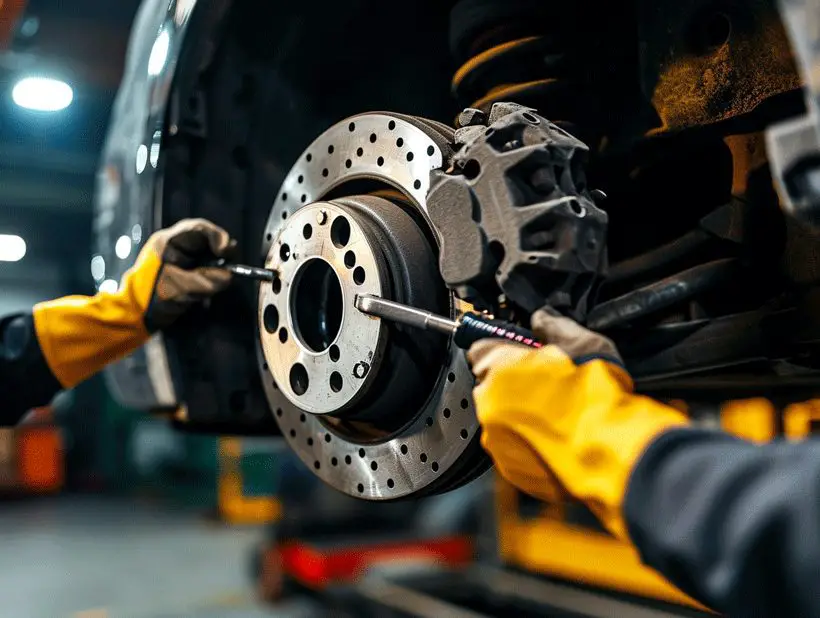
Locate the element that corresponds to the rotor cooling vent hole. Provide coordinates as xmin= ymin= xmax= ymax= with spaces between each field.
xmin=462 ymin=159 xmax=481 ymax=180
xmin=322 ymin=168 xmax=329 ymax=177
xmin=397 ymin=137 xmax=404 ymax=148
xmin=425 ymin=417 xmax=434 ymax=427
xmin=280 ymin=244 xmax=291 ymax=261
xmin=370 ymin=461 xmax=378 ymax=471
xmin=357 ymin=483 xmax=364 ymax=493
xmin=413 ymin=180 xmax=422 ymax=190
xmin=370 ymin=133 xmax=377 ymax=143
xmin=299 ymin=413 xmax=306 ymax=423
xmin=388 ymin=120 xmax=396 ymax=130
xmin=298 ymin=175 xmax=304 ymax=184
xmin=344 ymin=251 xmax=356 ymax=268
xmin=329 ymin=344 xmax=340 ymax=362
xmin=377 ymin=157 xmax=384 ymax=167
xmin=427 ymin=145 xmax=435 ymax=156
xmin=353 ymin=267 xmax=366 ymax=285
xmin=275 ymin=408 xmax=282 ymax=417
xmin=447 ymin=372 xmax=455 ymax=382
xmin=263 ymin=305 xmax=279 ymax=333
xmin=307 ymin=437 xmax=313 ymax=446
xmin=406 ymin=152 xmax=414 ymax=162
xmin=359 ymin=448 xmax=366 ymax=458
xmin=324 ymin=434 xmax=332 ymax=443
xmin=290 ymin=363 xmax=309 ymax=396
xmin=387 ymin=479 xmax=395 ymax=488
xmin=349 ymin=122 xmax=356 ymax=132
xmin=292 ymin=258 xmax=343 ymax=353
xmin=306 ymin=153 xmax=312 ymax=162
xmin=420 ymin=453 xmax=428 ymax=463
xmin=443 ymin=408 xmax=451 ymax=419
xmin=400 ymin=444 xmax=408 ymax=455
xmin=331 ymin=457 xmax=338 ymax=466
xmin=330 ymin=371 xmax=343 ymax=393
xmin=331 ymin=216 xmax=351 ymax=248
xmin=461 ymin=398 xmax=469 ymax=409
xmin=357 ymin=147 xmax=364 ymax=157
xmin=460 ymin=429 xmax=469 ymax=439
xmin=282 ymin=212 xmax=288 ymax=220
xmin=432 ymin=462 xmax=439 ymax=472
xmin=345 ymin=455 xmax=352 ymax=465
xmin=328 ymin=145 xmax=335 ymax=154
xmin=266 ymin=233 xmax=272 ymax=241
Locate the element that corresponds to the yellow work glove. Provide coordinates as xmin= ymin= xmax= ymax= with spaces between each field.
xmin=32 ymin=219 xmax=236 ymax=389
xmin=468 ymin=309 xmax=689 ymax=540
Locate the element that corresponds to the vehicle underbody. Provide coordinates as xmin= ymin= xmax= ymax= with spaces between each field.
xmin=95 ymin=0 xmax=820 ymax=499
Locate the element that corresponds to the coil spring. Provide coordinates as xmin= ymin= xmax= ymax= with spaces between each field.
xmin=448 ymin=0 xmax=613 ymax=147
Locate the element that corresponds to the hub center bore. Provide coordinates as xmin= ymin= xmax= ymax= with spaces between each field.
xmin=291 ymin=258 xmax=344 ymax=353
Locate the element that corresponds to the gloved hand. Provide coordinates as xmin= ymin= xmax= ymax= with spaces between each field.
xmin=468 ymin=308 xmax=688 ymax=540
xmin=33 ymin=219 xmax=235 ymax=389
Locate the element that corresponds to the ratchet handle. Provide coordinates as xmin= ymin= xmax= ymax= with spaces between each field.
xmin=454 ymin=313 xmax=543 ymax=349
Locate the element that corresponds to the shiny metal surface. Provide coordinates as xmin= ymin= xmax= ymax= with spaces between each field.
xmin=355 ymin=294 xmax=457 ymax=336
xmin=257 ymin=113 xmax=481 ymax=500
xmin=259 ymin=202 xmax=387 ymax=414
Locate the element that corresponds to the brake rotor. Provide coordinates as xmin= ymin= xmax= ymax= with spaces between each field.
xmin=256 ymin=112 xmax=489 ymax=500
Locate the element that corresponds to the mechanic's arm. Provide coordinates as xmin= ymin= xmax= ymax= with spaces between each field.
xmin=0 ymin=219 xmax=234 ymax=426
xmin=470 ymin=310 xmax=820 ymax=617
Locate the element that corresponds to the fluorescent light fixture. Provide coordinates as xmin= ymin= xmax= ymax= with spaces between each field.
xmin=12 ymin=77 xmax=73 ymax=112
xmin=99 ymin=279 xmax=118 ymax=294
xmin=90 ymin=255 xmax=105 ymax=281
xmin=115 ymin=235 xmax=132 ymax=260
xmin=147 ymin=30 xmax=170 ymax=76
xmin=0 ymin=235 xmax=26 ymax=262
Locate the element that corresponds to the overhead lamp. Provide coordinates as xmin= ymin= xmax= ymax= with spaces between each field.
xmin=11 ymin=77 xmax=73 ymax=112
xmin=0 ymin=235 xmax=26 ymax=262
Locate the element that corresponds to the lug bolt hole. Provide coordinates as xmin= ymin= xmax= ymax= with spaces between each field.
xmin=263 ymin=305 xmax=279 ymax=333
xmin=329 ymin=371 xmax=343 ymax=393
xmin=290 ymin=363 xmax=309 ymax=395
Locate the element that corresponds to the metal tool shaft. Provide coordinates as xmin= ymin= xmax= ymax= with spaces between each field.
xmin=210 ymin=259 xmax=276 ymax=283
xmin=354 ymin=294 xmax=457 ymax=335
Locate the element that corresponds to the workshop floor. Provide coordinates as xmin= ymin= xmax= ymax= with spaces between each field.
xmin=0 ymin=496 xmax=316 ymax=618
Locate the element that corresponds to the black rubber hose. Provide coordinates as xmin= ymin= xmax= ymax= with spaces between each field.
xmin=588 ymin=258 xmax=739 ymax=331
xmin=606 ymin=228 xmax=712 ymax=285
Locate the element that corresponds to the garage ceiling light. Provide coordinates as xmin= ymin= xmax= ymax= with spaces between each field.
xmin=0 ymin=235 xmax=26 ymax=262
xmin=115 ymin=235 xmax=132 ymax=260
xmin=12 ymin=77 xmax=73 ymax=112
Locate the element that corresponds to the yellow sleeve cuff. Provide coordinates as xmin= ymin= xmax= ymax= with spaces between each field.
xmin=32 ymin=250 xmax=161 ymax=388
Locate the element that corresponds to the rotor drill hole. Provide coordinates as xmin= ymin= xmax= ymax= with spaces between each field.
xmin=357 ymin=483 xmax=364 ymax=493
xmin=276 ymin=408 xmax=283 ymax=417
xmin=282 ymin=212 xmax=288 ymax=220
xmin=460 ymin=398 xmax=469 ymax=409
xmin=324 ymin=434 xmax=332 ymax=443
xmin=328 ymin=145 xmax=335 ymax=154
xmin=353 ymin=267 xmax=366 ymax=285
xmin=370 ymin=133 xmax=377 ymax=143
xmin=406 ymin=152 xmax=414 ymax=162
xmin=331 ymin=217 xmax=351 ymax=248
xmin=400 ymin=444 xmax=408 ymax=455
xmin=266 ymin=233 xmax=272 ymax=241
xmin=290 ymin=363 xmax=309 ymax=396
xmin=387 ymin=479 xmax=395 ymax=488
xmin=348 ymin=122 xmax=356 ymax=132
xmin=263 ymin=305 xmax=279 ymax=333
xmin=344 ymin=251 xmax=356 ymax=268
xmin=462 ymin=159 xmax=481 ymax=180
xmin=413 ymin=180 xmax=421 ymax=190
xmin=388 ymin=120 xmax=396 ymax=130
xmin=314 ymin=461 xmax=320 ymax=470
xmin=359 ymin=448 xmax=366 ymax=458
xmin=272 ymin=275 xmax=282 ymax=294
xmin=447 ymin=372 xmax=455 ymax=383
xmin=299 ymin=413 xmax=306 ymax=423
xmin=301 ymin=194 xmax=307 ymax=203
xmin=278 ymin=328 xmax=288 ymax=343
xmin=303 ymin=224 xmax=313 ymax=239
xmin=345 ymin=455 xmax=352 ymax=465
xmin=356 ymin=147 xmax=364 ymax=157
xmin=306 ymin=153 xmax=312 ymax=162
xmin=307 ymin=437 xmax=313 ymax=446
xmin=377 ymin=156 xmax=384 ymax=167
xmin=427 ymin=145 xmax=435 ymax=156
xmin=291 ymin=258 xmax=343 ymax=353
xmin=330 ymin=372 xmax=343 ymax=393
xmin=280 ymin=244 xmax=291 ymax=262
xmin=298 ymin=175 xmax=304 ymax=184
xmin=443 ymin=408 xmax=451 ymax=419
xmin=289 ymin=429 xmax=296 ymax=438
xmin=370 ymin=461 xmax=378 ymax=471
xmin=460 ymin=429 xmax=469 ymax=440
xmin=331 ymin=457 xmax=338 ymax=466
xmin=420 ymin=453 xmax=428 ymax=463
xmin=322 ymin=168 xmax=329 ymax=177
xmin=396 ymin=137 xmax=404 ymax=148
xmin=425 ymin=417 xmax=434 ymax=427
xmin=329 ymin=345 xmax=340 ymax=362
xmin=345 ymin=159 xmax=352 ymax=169
xmin=282 ymin=192 xmax=288 ymax=201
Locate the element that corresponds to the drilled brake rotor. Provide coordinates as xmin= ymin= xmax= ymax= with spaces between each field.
xmin=256 ymin=113 xmax=489 ymax=500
